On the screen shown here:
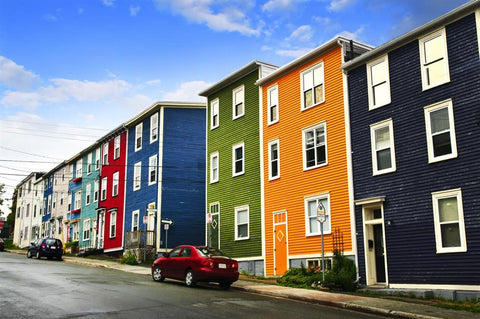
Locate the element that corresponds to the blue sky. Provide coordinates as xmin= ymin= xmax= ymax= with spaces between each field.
xmin=0 ymin=0 xmax=470 ymax=212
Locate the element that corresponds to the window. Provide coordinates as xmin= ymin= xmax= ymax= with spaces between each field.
xmin=432 ymin=189 xmax=466 ymax=253
xmin=301 ymin=62 xmax=324 ymax=109
xmin=76 ymin=159 xmax=82 ymax=178
xmin=424 ymin=99 xmax=457 ymax=163
xmin=305 ymin=194 xmax=331 ymax=236
xmin=267 ymin=85 xmax=278 ymax=125
xmin=268 ymin=139 xmax=280 ymax=180
xmin=87 ymin=153 xmax=92 ymax=174
xmin=103 ymin=143 xmax=109 ymax=165
xmin=26 ymin=204 xmax=30 ymax=217
xmin=67 ymin=194 xmax=71 ymax=212
xmin=232 ymin=142 xmax=245 ymax=176
xmin=210 ymin=98 xmax=219 ymax=129
xmin=303 ymin=123 xmax=327 ymax=170
xmin=233 ymin=85 xmax=244 ymax=119
xmin=60 ymin=192 xmax=64 ymax=206
xmin=83 ymin=219 xmax=90 ymax=241
xmin=135 ymin=123 xmax=143 ymax=151
xmin=367 ymin=55 xmax=390 ymax=109
xmin=85 ymin=183 xmax=91 ymax=205
xmin=48 ymin=194 xmax=52 ymax=213
xmin=132 ymin=210 xmax=140 ymax=231
xmin=74 ymin=190 xmax=81 ymax=210
xmin=148 ymin=155 xmax=158 ymax=185
xmin=112 ymin=171 xmax=119 ymax=196
xmin=419 ymin=28 xmax=450 ymax=90
xmin=52 ymin=195 xmax=56 ymax=209
xmin=110 ymin=211 xmax=117 ymax=238
xmin=370 ymin=119 xmax=396 ymax=175
xmin=114 ymin=136 xmax=120 ymax=159
xmin=210 ymin=152 xmax=219 ymax=183
xmin=61 ymin=169 xmax=65 ymax=182
xmin=150 ymin=112 xmax=158 ymax=143
xmin=94 ymin=180 xmax=99 ymax=202
xmin=235 ymin=205 xmax=249 ymax=240
xmin=101 ymin=177 xmax=107 ymax=201
xmin=134 ymin=162 xmax=142 ymax=191
xmin=95 ymin=148 xmax=100 ymax=170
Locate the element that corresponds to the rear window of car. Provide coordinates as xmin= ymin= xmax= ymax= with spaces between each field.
xmin=45 ymin=239 xmax=56 ymax=245
xmin=196 ymin=247 xmax=229 ymax=258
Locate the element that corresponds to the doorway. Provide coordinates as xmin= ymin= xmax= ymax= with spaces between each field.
xmin=273 ymin=211 xmax=288 ymax=276
xmin=363 ymin=206 xmax=387 ymax=286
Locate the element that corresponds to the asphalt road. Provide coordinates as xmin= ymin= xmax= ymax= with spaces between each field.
xmin=0 ymin=252 xmax=387 ymax=318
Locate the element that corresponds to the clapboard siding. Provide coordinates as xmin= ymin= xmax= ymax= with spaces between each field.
xmin=349 ymin=13 xmax=480 ymax=286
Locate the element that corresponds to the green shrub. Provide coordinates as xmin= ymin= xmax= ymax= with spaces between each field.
xmin=65 ymin=241 xmax=79 ymax=248
xmin=323 ymin=250 xmax=357 ymax=292
xmin=120 ymin=252 xmax=138 ymax=265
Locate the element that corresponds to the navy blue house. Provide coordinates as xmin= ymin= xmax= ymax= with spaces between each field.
xmin=343 ymin=1 xmax=480 ymax=292
xmin=124 ymin=101 xmax=206 ymax=255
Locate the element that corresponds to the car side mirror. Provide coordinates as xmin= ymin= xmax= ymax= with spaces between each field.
xmin=163 ymin=252 xmax=169 ymax=258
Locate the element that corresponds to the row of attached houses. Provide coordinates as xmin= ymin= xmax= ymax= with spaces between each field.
xmin=13 ymin=0 xmax=480 ymax=294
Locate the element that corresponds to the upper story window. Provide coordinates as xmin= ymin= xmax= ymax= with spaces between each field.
xmin=112 ymin=171 xmax=119 ymax=197
xmin=424 ymin=99 xmax=457 ymax=163
xmin=85 ymin=183 xmax=91 ymax=206
xmin=87 ymin=153 xmax=92 ymax=174
xmin=419 ymin=28 xmax=450 ymax=90
xmin=101 ymin=177 xmax=107 ymax=201
xmin=267 ymin=85 xmax=279 ymax=125
xmin=148 ymin=155 xmax=157 ymax=185
xmin=432 ymin=189 xmax=466 ymax=253
xmin=114 ymin=136 xmax=120 ymax=159
xmin=103 ymin=143 xmax=109 ymax=165
xmin=94 ymin=180 xmax=99 ymax=202
xmin=233 ymin=85 xmax=245 ymax=119
xmin=135 ymin=123 xmax=143 ymax=151
xmin=370 ymin=119 xmax=396 ymax=175
xmin=76 ymin=159 xmax=82 ymax=178
xmin=232 ymin=142 xmax=245 ymax=177
xmin=150 ymin=112 xmax=158 ymax=143
xmin=210 ymin=152 xmax=219 ymax=184
xmin=301 ymin=62 xmax=324 ymax=110
xmin=303 ymin=122 xmax=327 ymax=170
xmin=95 ymin=148 xmax=100 ymax=170
xmin=210 ymin=98 xmax=219 ymax=130
xmin=134 ymin=162 xmax=142 ymax=191
xmin=367 ymin=55 xmax=391 ymax=109
xmin=74 ymin=190 xmax=81 ymax=210
xmin=268 ymin=139 xmax=280 ymax=180
xmin=305 ymin=194 xmax=330 ymax=236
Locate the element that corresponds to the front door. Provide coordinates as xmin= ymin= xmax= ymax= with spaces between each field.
xmin=208 ymin=203 xmax=220 ymax=249
xmin=363 ymin=206 xmax=387 ymax=285
xmin=373 ymin=224 xmax=386 ymax=283
xmin=147 ymin=212 xmax=155 ymax=246
xmin=273 ymin=211 xmax=288 ymax=276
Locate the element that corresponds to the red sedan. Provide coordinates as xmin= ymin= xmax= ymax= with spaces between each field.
xmin=151 ymin=245 xmax=239 ymax=289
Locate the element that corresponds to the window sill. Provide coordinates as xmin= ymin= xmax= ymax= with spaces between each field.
xmin=301 ymin=100 xmax=325 ymax=112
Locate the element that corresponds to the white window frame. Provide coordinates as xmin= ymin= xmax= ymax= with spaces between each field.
xmin=148 ymin=155 xmax=157 ymax=185
xmin=83 ymin=219 xmax=90 ymax=241
xmin=370 ymin=119 xmax=396 ymax=175
xmin=94 ymin=180 xmax=99 ymax=202
xmin=95 ymin=147 xmax=101 ymax=170
xmin=419 ymin=28 xmax=450 ymax=90
xmin=87 ymin=153 xmax=92 ymax=174
xmin=367 ymin=55 xmax=391 ymax=110
xmin=85 ymin=183 xmax=91 ymax=206
xmin=424 ymin=99 xmax=457 ymax=163
xmin=268 ymin=139 xmax=280 ymax=180
xmin=135 ymin=123 xmax=143 ymax=152
xmin=74 ymin=190 xmax=82 ymax=210
xmin=305 ymin=193 xmax=331 ymax=237
xmin=302 ymin=122 xmax=327 ymax=171
xmin=234 ymin=205 xmax=249 ymax=241
xmin=267 ymin=84 xmax=279 ymax=125
xmin=432 ymin=189 xmax=466 ymax=253
xmin=103 ymin=143 xmax=109 ymax=165
xmin=114 ymin=135 xmax=120 ymax=159
xmin=232 ymin=85 xmax=245 ymax=120
xmin=210 ymin=152 xmax=219 ymax=184
xmin=132 ymin=210 xmax=139 ymax=231
xmin=150 ymin=112 xmax=158 ymax=143
xmin=101 ymin=177 xmax=107 ymax=201
xmin=76 ymin=159 xmax=82 ymax=178
xmin=232 ymin=142 xmax=245 ymax=177
xmin=112 ymin=171 xmax=119 ymax=197
xmin=110 ymin=210 xmax=117 ymax=238
xmin=210 ymin=98 xmax=219 ymax=130
xmin=134 ymin=162 xmax=142 ymax=191
xmin=301 ymin=61 xmax=325 ymax=110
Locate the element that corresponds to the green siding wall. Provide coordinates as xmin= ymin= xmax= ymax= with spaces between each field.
xmin=207 ymin=69 xmax=262 ymax=258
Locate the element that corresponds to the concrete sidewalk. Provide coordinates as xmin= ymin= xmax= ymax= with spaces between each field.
xmin=9 ymin=251 xmax=478 ymax=319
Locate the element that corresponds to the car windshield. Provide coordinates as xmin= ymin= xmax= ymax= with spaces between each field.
xmin=196 ymin=247 xmax=230 ymax=258
xmin=45 ymin=239 xmax=57 ymax=245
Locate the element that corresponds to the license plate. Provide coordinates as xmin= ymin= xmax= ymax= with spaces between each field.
xmin=50 ymin=247 xmax=56 ymax=249
xmin=218 ymin=263 xmax=226 ymax=269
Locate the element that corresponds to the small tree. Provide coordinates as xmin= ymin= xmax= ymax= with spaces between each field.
xmin=323 ymin=249 xmax=357 ymax=292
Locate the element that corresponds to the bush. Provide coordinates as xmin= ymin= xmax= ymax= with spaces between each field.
xmin=323 ymin=250 xmax=357 ymax=292
xmin=120 ymin=252 xmax=138 ymax=265
xmin=65 ymin=241 xmax=79 ymax=248
xmin=277 ymin=264 xmax=323 ymax=288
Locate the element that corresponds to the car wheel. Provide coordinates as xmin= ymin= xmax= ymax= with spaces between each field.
xmin=57 ymin=256 xmax=63 ymax=261
xmin=35 ymin=251 xmax=41 ymax=259
xmin=152 ymin=266 xmax=165 ymax=282
xmin=27 ymin=250 xmax=32 ymax=258
xmin=220 ymin=281 xmax=232 ymax=289
xmin=184 ymin=270 xmax=196 ymax=287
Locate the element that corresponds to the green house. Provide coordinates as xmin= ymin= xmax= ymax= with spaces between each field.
xmin=199 ymin=61 xmax=277 ymax=276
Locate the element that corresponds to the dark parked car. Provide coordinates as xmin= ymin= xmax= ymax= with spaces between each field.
xmin=0 ymin=238 xmax=4 ymax=251
xmin=27 ymin=238 xmax=63 ymax=260
xmin=151 ymin=245 xmax=239 ymax=289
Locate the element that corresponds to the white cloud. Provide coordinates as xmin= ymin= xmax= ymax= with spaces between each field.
xmin=275 ymin=47 xmax=313 ymax=58
xmin=102 ymin=0 xmax=115 ymax=7
xmin=130 ymin=6 xmax=140 ymax=16
xmin=0 ymin=56 xmax=38 ymax=90
xmin=287 ymin=25 xmax=313 ymax=42
xmin=328 ymin=0 xmax=355 ymax=12
xmin=337 ymin=25 xmax=365 ymax=41
xmin=161 ymin=80 xmax=212 ymax=102
xmin=262 ymin=0 xmax=307 ymax=12
xmin=153 ymin=0 xmax=261 ymax=36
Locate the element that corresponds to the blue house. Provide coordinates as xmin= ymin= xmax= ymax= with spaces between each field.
xmin=343 ymin=1 xmax=480 ymax=295
xmin=41 ymin=173 xmax=54 ymax=237
xmin=123 ymin=101 xmax=206 ymax=256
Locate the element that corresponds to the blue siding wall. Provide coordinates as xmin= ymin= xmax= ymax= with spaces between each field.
xmin=161 ymin=108 xmax=206 ymax=248
xmin=349 ymin=14 xmax=480 ymax=285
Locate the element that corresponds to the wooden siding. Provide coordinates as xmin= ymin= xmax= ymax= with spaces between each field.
xmin=349 ymin=13 xmax=480 ymax=286
xmin=262 ymin=46 xmax=352 ymax=276
xmin=207 ymin=69 xmax=263 ymax=258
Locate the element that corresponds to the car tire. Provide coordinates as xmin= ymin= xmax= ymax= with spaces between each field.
xmin=152 ymin=266 xmax=165 ymax=282
xmin=27 ymin=250 xmax=32 ymax=258
xmin=57 ymin=256 xmax=63 ymax=261
xmin=35 ymin=251 xmax=41 ymax=259
xmin=184 ymin=270 xmax=196 ymax=287
xmin=220 ymin=281 xmax=232 ymax=289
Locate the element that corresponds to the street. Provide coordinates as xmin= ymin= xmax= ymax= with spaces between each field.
xmin=0 ymin=252 xmax=385 ymax=318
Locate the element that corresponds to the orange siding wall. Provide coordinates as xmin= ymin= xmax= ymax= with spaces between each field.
xmin=262 ymin=46 xmax=351 ymax=276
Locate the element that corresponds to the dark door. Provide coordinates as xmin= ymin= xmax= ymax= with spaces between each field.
xmin=373 ymin=224 xmax=386 ymax=283
xmin=209 ymin=214 xmax=219 ymax=248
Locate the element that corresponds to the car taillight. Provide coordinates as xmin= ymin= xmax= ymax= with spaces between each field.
xmin=41 ymin=243 xmax=45 ymax=249
xmin=201 ymin=258 xmax=214 ymax=269
xmin=232 ymin=261 xmax=238 ymax=269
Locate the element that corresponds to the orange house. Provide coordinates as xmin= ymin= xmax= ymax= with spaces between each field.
xmin=257 ymin=37 xmax=371 ymax=276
